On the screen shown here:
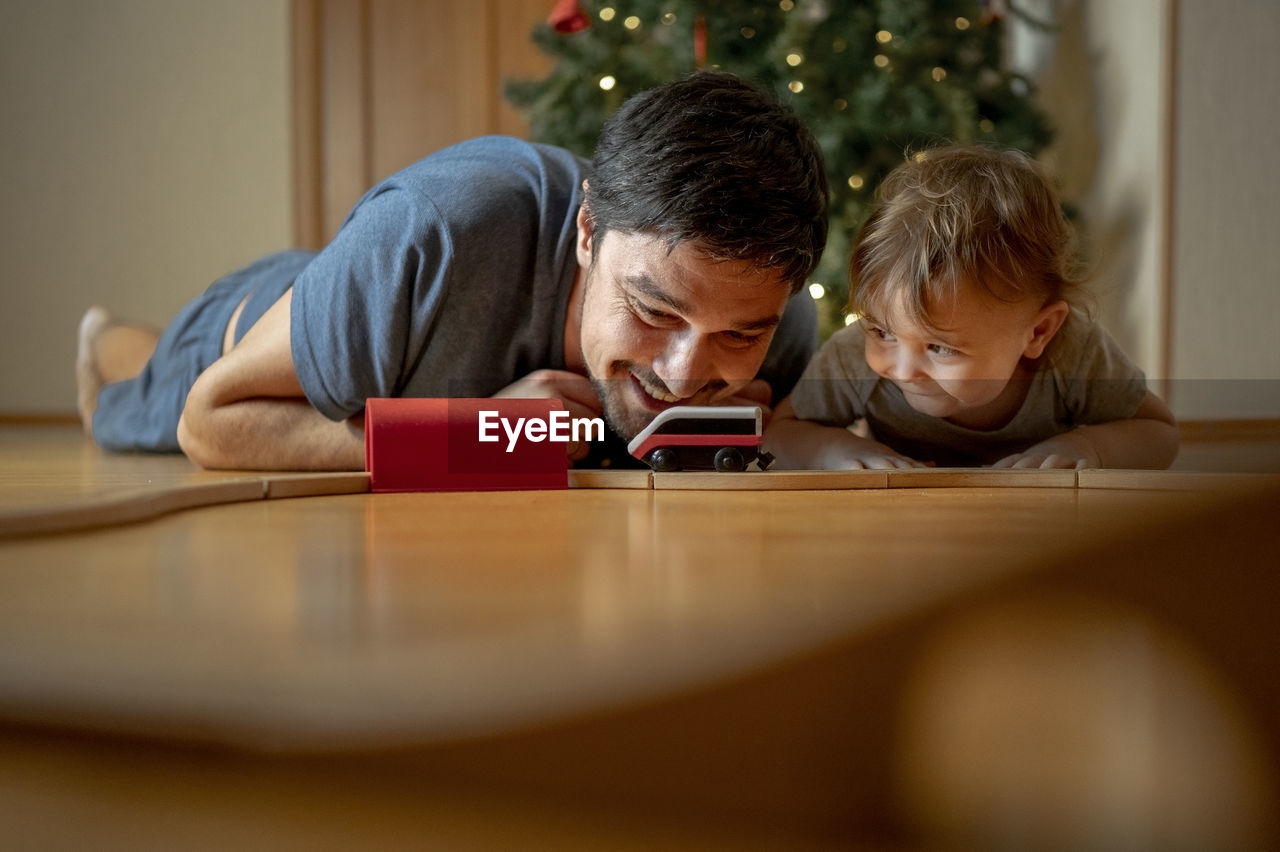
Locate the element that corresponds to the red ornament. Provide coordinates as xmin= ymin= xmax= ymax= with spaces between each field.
xmin=548 ymin=0 xmax=590 ymax=34
xmin=694 ymin=15 xmax=707 ymax=68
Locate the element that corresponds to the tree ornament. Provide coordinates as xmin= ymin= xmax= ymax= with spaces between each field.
xmin=548 ymin=0 xmax=590 ymax=34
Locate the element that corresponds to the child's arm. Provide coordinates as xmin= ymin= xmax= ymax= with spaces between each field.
xmin=991 ymin=391 xmax=1180 ymax=470
xmin=763 ymin=397 xmax=928 ymax=470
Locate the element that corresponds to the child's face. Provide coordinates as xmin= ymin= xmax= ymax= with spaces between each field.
xmin=860 ymin=283 xmax=1067 ymax=424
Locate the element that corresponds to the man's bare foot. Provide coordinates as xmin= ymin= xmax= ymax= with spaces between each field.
xmin=76 ymin=306 xmax=112 ymax=435
xmin=76 ymin=307 xmax=161 ymax=437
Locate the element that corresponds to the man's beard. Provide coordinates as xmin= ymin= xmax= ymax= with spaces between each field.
xmin=587 ymin=372 xmax=649 ymax=442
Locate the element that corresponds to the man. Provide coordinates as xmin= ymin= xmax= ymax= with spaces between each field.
xmin=77 ymin=71 xmax=829 ymax=470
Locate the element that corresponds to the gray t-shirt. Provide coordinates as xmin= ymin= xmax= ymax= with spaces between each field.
xmin=289 ymin=135 xmax=816 ymax=424
xmin=789 ymin=308 xmax=1148 ymax=466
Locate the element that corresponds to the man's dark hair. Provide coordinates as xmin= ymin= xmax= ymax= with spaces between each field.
xmin=586 ymin=71 xmax=828 ymax=293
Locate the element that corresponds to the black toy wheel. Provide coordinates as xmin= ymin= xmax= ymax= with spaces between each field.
xmin=713 ymin=447 xmax=745 ymax=473
xmin=647 ymin=447 xmax=680 ymax=472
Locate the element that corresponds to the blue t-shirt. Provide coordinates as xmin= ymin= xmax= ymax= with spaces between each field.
xmin=288 ymin=135 xmax=816 ymax=422
xmin=291 ymin=136 xmax=584 ymax=420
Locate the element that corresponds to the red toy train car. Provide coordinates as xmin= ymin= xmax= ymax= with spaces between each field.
xmin=627 ymin=406 xmax=774 ymax=472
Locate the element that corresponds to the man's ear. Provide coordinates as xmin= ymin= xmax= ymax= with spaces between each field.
xmin=575 ymin=193 xmax=595 ymax=268
xmin=1023 ymin=299 xmax=1070 ymax=359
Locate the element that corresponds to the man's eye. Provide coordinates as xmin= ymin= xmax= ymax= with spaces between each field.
xmin=722 ymin=330 xmax=764 ymax=347
xmin=631 ymin=299 xmax=675 ymax=322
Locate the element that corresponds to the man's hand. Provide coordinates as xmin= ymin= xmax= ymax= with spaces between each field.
xmin=714 ymin=378 xmax=774 ymax=423
xmin=493 ymin=369 xmax=602 ymax=461
xmin=991 ymin=429 xmax=1102 ymax=470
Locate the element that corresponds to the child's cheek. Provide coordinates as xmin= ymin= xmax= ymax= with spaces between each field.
xmin=863 ymin=345 xmax=891 ymax=380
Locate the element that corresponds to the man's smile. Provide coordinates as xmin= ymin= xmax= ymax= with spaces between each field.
xmin=631 ymin=371 xmax=679 ymax=404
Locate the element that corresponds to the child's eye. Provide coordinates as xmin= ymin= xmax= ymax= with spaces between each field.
xmin=863 ymin=323 xmax=892 ymax=341
xmin=928 ymin=343 xmax=961 ymax=358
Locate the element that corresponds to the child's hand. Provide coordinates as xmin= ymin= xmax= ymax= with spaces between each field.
xmin=822 ymin=435 xmax=930 ymax=470
xmin=991 ymin=430 xmax=1102 ymax=470
xmin=763 ymin=397 xmax=930 ymax=470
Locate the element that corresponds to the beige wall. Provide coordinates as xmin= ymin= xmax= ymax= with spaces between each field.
xmin=1021 ymin=0 xmax=1168 ymax=379
xmin=0 ymin=0 xmax=291 ymax=414
xmin=1017 ymin=0 xmax=1280 ymax=420
xmin=1170 ymin=0 xmax=1280 ymax=418
xmin=1026 ymin=0 xmax=1280 ymax=419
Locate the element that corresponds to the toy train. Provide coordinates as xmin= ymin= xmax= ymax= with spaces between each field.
xmin=627 ymin=406 xmax=774 ymax=472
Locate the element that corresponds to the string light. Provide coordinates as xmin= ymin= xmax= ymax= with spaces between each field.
xmin=661 ymin=12 xmax=676 ymax=25
xmin=876 ymin=30 xmax=892 ymax=44
xmin=847 ymin=175 xmax=864 ymax=189
xmin=833 ymin=98 xmax=848 ymax=111
xmin=786 ymin=52 xmax=803 ymax=67
xmin=623 ymin=15 xmax=640 ymax=29
xmin=932 ymin=67 xmax=947 ymax=82
xmin=599 ymin=7 xmax=615 ymax=21
xmin=779 ymin=0 xmax=794 ymax=10
xmin=740 ymin=26 xmax=755 ymax=39
xmin=599 ymin=75 xmax=616 ymax=91
xmin=874 ymin=54 xmax=889 ymax=68
xmin=809 ymin=283 xmax=826 ymax=300
xmin=845 ymin=313 xmax=859 ymax=326
xmin=788 ymin=80 xmax=804 ymax=93
xmin=955 ymin=17 xmax=971 ymax=30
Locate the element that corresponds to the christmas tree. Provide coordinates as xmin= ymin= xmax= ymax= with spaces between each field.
xmin=507 ymin=0 xmax=1053 ymax=337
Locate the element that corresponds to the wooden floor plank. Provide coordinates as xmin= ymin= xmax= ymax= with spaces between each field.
xmin=2 ymin=424 xmax=1279 ymax=847
xmin=0 ymin=480 xmax=266 ymax=538
xmin=1076 ymin=469 xmax=1280 ymax=491
xmin=885 ymin=468 xmax=1079 ymax=488
xmin=567 ymin=469 xmax=652 ymax=489
xmin=262 ymin=472 xmax=373 ymax=499
xmin=652 ymin=470 xmax=889 ymax=490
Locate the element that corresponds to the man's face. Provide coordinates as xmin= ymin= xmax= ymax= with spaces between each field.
xmin=574 ymin=212 xmax=793 ymax=441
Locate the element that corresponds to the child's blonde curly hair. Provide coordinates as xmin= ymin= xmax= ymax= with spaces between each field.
xmin=849 ymin=144 xmax=1087 ymax=331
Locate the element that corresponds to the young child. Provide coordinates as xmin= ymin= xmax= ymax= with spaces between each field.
xmin=765 ymin=144 xmax=1179 ymax=470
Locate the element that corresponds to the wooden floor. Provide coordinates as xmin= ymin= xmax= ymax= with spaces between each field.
xmin=2 ymin=423 xmax=1279 ymax=849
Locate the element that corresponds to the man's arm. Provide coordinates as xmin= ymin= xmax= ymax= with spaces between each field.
xmin=177 ymin=290 xmax=366 ymax=471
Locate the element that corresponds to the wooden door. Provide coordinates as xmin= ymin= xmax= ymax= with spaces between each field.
xmin=292 ymin=0 xmax=554 ymax=247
